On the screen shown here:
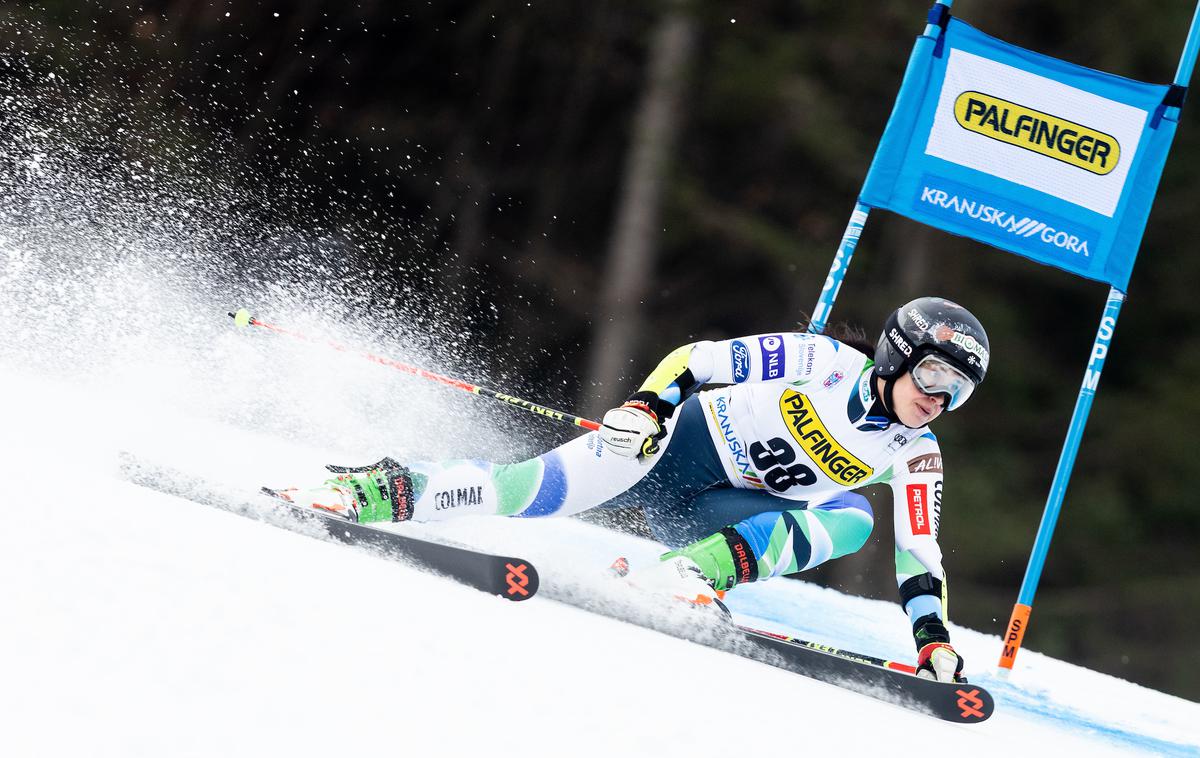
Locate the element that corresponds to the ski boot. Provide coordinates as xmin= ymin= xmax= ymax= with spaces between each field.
xmin=266 ymin=457 xmax=416 ymax=524
xmin=610 ymin=554 xmax=730 ymax=617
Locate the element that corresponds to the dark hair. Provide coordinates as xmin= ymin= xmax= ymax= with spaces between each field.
xmin=795 ymin=315 xmax=875 ymax=357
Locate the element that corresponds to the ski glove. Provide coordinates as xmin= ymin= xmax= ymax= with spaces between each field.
xmin=600 ymin=400 xmax=665 ymax=461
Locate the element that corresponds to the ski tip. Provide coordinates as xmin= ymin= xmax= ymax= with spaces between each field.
xmin=231 ymin=308 xmax=253 ymax=327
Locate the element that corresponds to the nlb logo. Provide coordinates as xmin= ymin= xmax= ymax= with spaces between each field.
xmin=954 ymin=91 xmax=1120 ymax=175
xmin=759 ymin=335 xmax=785 ymax=380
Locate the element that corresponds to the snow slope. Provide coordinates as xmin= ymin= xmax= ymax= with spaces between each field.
xmin=2 ymin=365 xmax=1198 ymax=758
xmin=2 ymin=38 xmax=1194 ymax=757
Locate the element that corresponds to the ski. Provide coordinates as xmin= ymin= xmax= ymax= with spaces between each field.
xmin=600 ymin=559 xmax=992 ymax=722
xmin=117 ymin=453 xmax=539 ymax=601
xmin=732 ymin=624 xmax=994 ymax=723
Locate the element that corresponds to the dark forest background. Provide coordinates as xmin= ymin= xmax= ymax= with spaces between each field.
xmin=3 ymin=0 xmax=1197 ymax=699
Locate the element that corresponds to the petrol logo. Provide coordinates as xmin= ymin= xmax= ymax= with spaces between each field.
xmin=907 ymin=483 xmax=931 ymax=535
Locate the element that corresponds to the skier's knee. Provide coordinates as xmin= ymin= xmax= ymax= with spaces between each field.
xmin=815 ymin=492 xmax=874 ymax=558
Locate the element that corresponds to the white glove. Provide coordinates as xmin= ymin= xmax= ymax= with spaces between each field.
xmin=600 ymin=401 xmax=664 ymax=460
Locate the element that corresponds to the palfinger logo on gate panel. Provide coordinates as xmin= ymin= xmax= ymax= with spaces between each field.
xmin=953 ymin=91 xmax=1120 ymax=175
xmin=778 ymin=390 xmax=872 ymax=485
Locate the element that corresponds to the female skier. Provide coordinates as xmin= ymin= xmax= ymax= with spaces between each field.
xmin=276 ymin=296 xmax=989 ymax=683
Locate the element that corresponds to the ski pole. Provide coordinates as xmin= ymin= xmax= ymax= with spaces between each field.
xmin=228 ymin=308 xmax=602 ymax=432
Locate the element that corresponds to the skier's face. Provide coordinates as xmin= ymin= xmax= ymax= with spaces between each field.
xmin=893 ymin=371 xmax=945 ymax=427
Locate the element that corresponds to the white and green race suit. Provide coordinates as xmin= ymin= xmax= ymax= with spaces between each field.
xmin=384 ymin=333 xmax=950 ymax=630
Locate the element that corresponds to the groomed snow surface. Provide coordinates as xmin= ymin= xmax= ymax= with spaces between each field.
xmin=2 ymin=365 xmax=1198 ymax=758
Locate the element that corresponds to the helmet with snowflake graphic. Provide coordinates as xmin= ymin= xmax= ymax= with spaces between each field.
xmin=874 ymin=297 xmax=990 ymax=411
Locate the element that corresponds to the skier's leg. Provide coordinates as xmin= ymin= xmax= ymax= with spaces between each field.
xmin=651 ymin=490 xmax=875 ymax=591
xmin=408 ymin=392 xmax=730 ymax=521
xmin=277 ymin=395 xmax=725 ymax=523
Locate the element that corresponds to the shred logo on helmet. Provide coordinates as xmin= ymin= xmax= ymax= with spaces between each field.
xmin=889 ymin=327 xmax=914 ymax=357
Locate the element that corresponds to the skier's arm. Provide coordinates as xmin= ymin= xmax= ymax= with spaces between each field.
xmin=627 ymin=333 xmax=841 ymax=420
xmin=600 ymin=333 xmax=839 ymax=460
xmin=889 ymin=435 xmax=963 ymax=679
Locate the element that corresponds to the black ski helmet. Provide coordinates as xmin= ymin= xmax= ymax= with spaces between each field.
xmin=874 ymin=297 xmax=990 ymax=386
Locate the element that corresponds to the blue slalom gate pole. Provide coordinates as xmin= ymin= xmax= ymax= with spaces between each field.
xmin=998 ymin=0 xmax=1200 ymax=673
xmin=809 ymin=203 xmax=870 ymax=333
xmin=809 ymin=2 xmax=955 ymax=333
xmin=1175 ymin=0 xmax=1200 ymax=88
xmin=998 ymin=290 xmax=1124 ymax=671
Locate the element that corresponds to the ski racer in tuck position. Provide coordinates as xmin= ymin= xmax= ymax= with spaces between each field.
xmin=276 ymin=296 xmax=990 ymax=683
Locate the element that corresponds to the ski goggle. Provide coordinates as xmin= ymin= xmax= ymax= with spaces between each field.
xmin=910 ymin=353 xmax=976 ymax=411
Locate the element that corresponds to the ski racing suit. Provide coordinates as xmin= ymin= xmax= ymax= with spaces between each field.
xmin=392 ymin=332 xmax=950 ymax=636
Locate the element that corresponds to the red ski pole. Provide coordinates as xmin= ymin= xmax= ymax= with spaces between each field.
xmin=229 ymin=309 xmax=602 ymax=432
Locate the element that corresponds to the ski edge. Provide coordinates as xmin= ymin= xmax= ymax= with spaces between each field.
xmin=116 ymin=452 xmax=539 ymax=602
xmin=734 ymin=625 xmax=994 ymax=723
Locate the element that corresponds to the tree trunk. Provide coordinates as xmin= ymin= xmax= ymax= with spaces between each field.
xmin=583 ymin=1 xmax=696 ymax=417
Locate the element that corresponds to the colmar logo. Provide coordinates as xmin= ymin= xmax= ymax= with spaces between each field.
xmin=954 ymin=91 xmax=1120 ymax=175
xmin=907 ymin=484 xmax=931 ymax=535
xmin=434 ymin=486 xmax=483 ymax=511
